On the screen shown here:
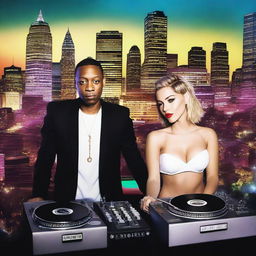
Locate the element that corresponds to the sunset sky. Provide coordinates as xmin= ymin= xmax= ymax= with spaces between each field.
xmin=0 ymin=0 xmax=255 ymax=78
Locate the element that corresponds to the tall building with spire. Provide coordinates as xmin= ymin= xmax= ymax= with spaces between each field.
xmin=242 ymin=12 xmax=256 ymax=83
xmin=25 ymin=10 xmax=52 ymax=101
xmin=60 ymin=29 xmax=76 ymax=100
xmin=141 ymin=11 xmax=167 ymax=92
xmin=96 ymin=31 xmax=122 ymax=101
xmin=210 ymin=42 xmax=229 ymax=86
xmin=126 ymin=45 xmax=141 ymax=91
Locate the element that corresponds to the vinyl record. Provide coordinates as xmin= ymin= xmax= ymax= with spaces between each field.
xmin=33 ymin=201 xmax=92 ymax=229
xmin=167 ymin=194 xmax=228 ymax=219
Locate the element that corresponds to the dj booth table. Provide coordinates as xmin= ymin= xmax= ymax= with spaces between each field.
xmin=6 ymin=193 xmax=256 ymax=256
xmin=5 ymin=230 xmax=256 ymax=256
xmin=7 ymin=223 xmax=256 ymax=256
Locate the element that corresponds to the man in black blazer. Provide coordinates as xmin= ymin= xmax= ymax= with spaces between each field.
xmin=30 ymin=57 xmax=147 ymax=202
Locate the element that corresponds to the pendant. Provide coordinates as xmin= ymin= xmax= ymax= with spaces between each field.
xmin=87 ymin=135 xmax=92 ymax=163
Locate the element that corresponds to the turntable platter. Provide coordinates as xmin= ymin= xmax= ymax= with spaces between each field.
xmin=167 ymin=194 xmax=228 ymax=219
xmin=33 ymin=201 xmax=92 ymax=229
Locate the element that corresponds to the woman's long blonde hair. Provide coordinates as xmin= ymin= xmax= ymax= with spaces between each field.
xmin=155 ymin=74 xmax=204 ymax=125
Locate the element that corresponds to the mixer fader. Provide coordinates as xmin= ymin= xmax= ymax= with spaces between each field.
xmin=94 ymin=200 xmax=151 ymax=243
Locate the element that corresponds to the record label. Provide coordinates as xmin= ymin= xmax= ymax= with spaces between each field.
xmin=52 ymin=208 xmax=74 ymax=215
xmin=187 ymin=199 xmax=207 ymax=207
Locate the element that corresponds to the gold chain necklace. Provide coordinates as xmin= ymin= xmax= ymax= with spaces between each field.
xmin=82 ymin=109 xmax=101 ymax=163
xmin=87 ymin=134 xmax=92 ymax=163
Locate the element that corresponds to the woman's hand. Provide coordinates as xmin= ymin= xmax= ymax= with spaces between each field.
xmin=140 ymin=195 xmax=156 ymax=213
xmin=27 ymin=197 xmax=44 ymax=202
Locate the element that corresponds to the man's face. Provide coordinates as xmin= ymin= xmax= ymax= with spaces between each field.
xmin=75 ymin=65 xmax=104 ymax=106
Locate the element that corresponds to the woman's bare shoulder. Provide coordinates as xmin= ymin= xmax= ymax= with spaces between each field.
xmin=197 ymin=126 xmax=218 ymax=139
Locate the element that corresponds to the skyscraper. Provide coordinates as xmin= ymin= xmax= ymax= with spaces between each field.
xmin=25 ymin=10 xmax=52 ymax=101
xmin=231 ymin=68 xmax=243 ymax=88
xmin=60 ymin=29 xmax=76 ymax=100
xmin=141 ymin=11 xmax=167 ymax=92
xmin=188 ymin=47 xmax=206 ymax=69
xmin=167 ymin=66 xmax=209 ymax=87
xmin=242 ymin=12 xmax=256 ymax=83
xmin=1 ymin=65 xmax=24 ymax=110
xmin=52 ymin=62 xmax=61 ymax=101
xmin=126 ymin=45 xmax=141 ymax=91
xmin=96 ymin=31 xmax=122 ymax=100
xmin=2 ymin=65 xmax=24 ymax=93
xmin=210 ymin=42 xmax=229 ymax=86
xmin=167 ymin=54 xmax=178 ymax=69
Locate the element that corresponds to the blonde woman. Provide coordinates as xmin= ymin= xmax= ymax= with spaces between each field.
xmin=140 ymin=74 xmax=219 ymax=212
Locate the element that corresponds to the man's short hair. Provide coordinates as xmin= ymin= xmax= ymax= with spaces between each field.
xmin=75 ymin=57 xmax=104 ymax=76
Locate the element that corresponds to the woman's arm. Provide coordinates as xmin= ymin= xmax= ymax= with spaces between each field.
xmin=146 ymin=131 xmax=162 ymax=197
xmin=204 ymin=128 xmax=219 ymax=194
xmin=141 ymin=131 xmax=161 ymax=211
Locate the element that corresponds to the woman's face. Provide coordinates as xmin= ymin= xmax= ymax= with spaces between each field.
xmin=156 ymin=86 xmax=187 ymax=123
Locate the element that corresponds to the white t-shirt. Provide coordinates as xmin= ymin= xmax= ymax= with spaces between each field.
xmin=75 ymin=108 xmax=102 ymax=201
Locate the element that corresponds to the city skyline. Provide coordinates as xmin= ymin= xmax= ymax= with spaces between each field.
xmin=1 ymin=9 xmax=256 ymax=108
xmin=0 ymin=1 xmax=256 ymax=239
xmin=0 ymin=0 xmax=256 ymax=78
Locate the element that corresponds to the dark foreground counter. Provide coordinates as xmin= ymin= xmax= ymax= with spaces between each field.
xmin=3 ymin=228 xmax=256 ymax=256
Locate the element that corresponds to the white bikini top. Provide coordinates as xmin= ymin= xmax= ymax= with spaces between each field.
xmin=159 ymin=149 xmax=209 ymax=175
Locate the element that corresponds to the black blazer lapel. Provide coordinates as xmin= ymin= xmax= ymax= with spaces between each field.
xmin=98 ymin=100 xmax=109 ymax=193
xmin=69 ymin=98 xmax=82 ymax=175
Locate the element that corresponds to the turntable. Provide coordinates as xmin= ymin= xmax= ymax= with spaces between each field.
xmin=149 ymin=193 xmax=256 ymax=247
xmin=23 ymin=200 xmax=107 ymax=255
